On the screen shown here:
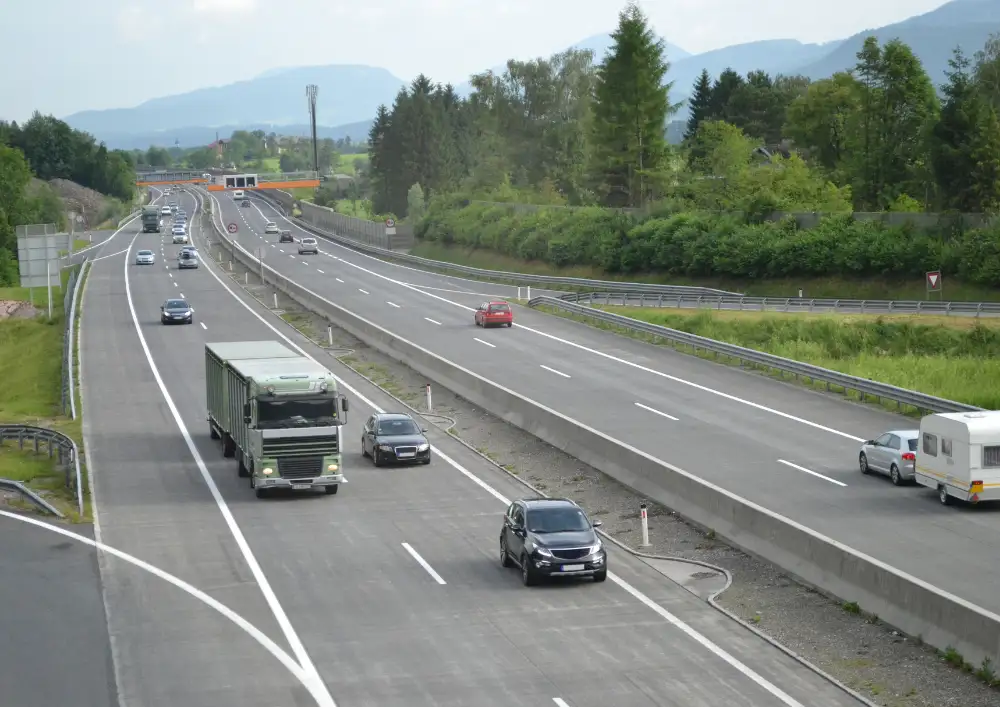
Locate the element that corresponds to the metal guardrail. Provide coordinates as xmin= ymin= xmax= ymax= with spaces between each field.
xmin=61 ymin=265 xmax=81 ymax=418
xmin=528 ymin=296 xmax=981 ymax=414
xmin=563 ymin=291 xmax=1000 ymax=316
xmin=0 ymin=424 xmax=82 ymax=516
xmin=251 ymin=192 xmax=740 ymax=297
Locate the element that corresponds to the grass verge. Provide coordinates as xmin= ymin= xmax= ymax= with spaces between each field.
xmin=0 ymin=270 xmax=87 ymax=520
xmin=539 ymin=304 xmax=1000 ymax=410
xmin=411 ymin=241 xmax=1000 ymax=302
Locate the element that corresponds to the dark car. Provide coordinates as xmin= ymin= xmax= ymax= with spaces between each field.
xmin=278 ymin=229 xmax=294 ymax=243
xmin=160 ymin=298 xmax=194 ymax=324
xmin=360 ymin=412 xmax=430 ymax=466
xmin=241 ymin=198 xmax=251 ymax=207
xmin=500 ymin=498 xmax=607 ymax=585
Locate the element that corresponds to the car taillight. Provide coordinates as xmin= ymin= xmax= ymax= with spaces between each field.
xmin=902 ymin=453 xmax=915 ymax=461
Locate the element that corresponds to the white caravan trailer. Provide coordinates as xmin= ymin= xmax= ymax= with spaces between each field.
xmin=915 ymin=411 xmax=1000 ymax=505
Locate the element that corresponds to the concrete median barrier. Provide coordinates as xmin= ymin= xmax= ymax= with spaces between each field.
xmin=211 ymin=213 xmax=1000 ymax=670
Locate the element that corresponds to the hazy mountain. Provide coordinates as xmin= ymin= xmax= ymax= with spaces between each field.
xmin=100 ymin=121 xmax=374 ymax=151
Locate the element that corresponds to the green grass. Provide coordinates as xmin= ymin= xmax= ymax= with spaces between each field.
xmin=571 ymin=305 xmax=1000 ymax=408
xmin=411 ymin=241 xmax=1000 ymax=302
xmin=258 ymin=157 xmax=281 ymax=172
xmin=335 ymin=153 xmax=367 ymax=175
xmin=287 ymin=187 xmax=314 ymax=202
xmin=73 ymin=239 xmax=89 ymax=250
xmin=333 ymin=199 xmax=372 ymax=218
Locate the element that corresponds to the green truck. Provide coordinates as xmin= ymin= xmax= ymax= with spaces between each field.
xmin=141 ymin=205 xmax=161 ymax=233
xmin=205 ymin=341 xmax=349 ymax=498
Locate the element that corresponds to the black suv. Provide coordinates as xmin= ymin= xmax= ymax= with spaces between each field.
xmin=361 ymin=412 xmax=430 ymax=466
xmin=500 ymin=498 xmax=607 ymax=585
xmin=278 ymin=230 xmax=294 ymax=243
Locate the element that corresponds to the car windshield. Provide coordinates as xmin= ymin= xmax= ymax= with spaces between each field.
xmin=303 ymin=239 xmax=316 ymax=244
xmin=377 ymin=418 xmax=419 ymax=435
xmin=490 ymin=304 xmax=510 ymax=312
xmin=137 ymin=250 xmax=152 ymax=256
xmin=526 ymin=506 xmax=591 ymax=533
xmin=257 ymin=398 xmax=338 ymax=429
xmin=908 ymin=438 xmax=918 ymax=451
xmin=164 ymin=300 xmax=188 ymax=309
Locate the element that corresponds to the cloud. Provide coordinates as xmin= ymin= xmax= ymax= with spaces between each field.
xmin=191 ymin=0 xmax=256 ymax=12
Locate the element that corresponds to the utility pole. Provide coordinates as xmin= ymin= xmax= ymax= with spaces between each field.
xmin=306 ymin=84 xmax=319 ymax=175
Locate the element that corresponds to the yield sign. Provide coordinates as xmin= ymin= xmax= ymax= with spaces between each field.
xmin=926 ymin=270 xmax=942 ymax=291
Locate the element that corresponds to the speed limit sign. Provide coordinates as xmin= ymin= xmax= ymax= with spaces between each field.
xmin=385 ymin=218 xmax=395 ymax=227
xmin=227 ymin=222 xmax=238 ymax=234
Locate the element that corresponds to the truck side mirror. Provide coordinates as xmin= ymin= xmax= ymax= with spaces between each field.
xmin=341 ymin=397 xmax=349 ymax=412
xmin=243 ymin=403 xmax=251 ymax=424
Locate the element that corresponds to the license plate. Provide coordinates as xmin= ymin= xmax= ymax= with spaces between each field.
xmin=397 ymin=452 xmax=415 ymax=458
xmin=561 ymin=564 xmax=585 ymax=572
xmin=291 ymin=484 xmax=310 ymax=490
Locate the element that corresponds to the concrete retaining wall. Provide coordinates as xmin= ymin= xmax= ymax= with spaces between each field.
xmin=211 ymin=215 xmax=1000 ymax=670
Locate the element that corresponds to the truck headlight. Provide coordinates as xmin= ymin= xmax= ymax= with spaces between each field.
xmin=327 ymin=463 xmax=338 ymax=471
xmin=417 ymin=443 xmax=429 ymax=452
xmin=262 ymin=467 xmax=273 ymax=475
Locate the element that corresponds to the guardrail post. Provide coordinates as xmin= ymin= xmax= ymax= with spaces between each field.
xmin=639 ymin=502 xmax=650 ymax=547
xmin=425 ymin=384 xmax=432 ymax=412
xmin=273 ymin=293 xmax=278 ymax=309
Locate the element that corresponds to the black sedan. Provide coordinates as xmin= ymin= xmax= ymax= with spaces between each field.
xmin=360 ymin=412 xmax=431 ymax=466
xmin=160 ymin=298 xmax=194 ymax=324
xmin=500 ymin=498 xmax=607 ymax=585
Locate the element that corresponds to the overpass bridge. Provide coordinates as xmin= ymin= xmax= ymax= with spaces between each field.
xmin=136 ymin=170 xmax=320 ymax=191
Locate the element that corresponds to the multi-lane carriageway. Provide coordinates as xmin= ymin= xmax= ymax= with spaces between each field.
xmin=220 ymin=190 xmax=1000 ymax=616
xmin=3 ymin=185 xmax=867 ymax=706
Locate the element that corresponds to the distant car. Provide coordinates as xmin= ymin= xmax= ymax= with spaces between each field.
xmin=180 ymin=245 xmax=197 ymax=256
xmin=475 ymin=300 xmax=513 ymax=328
xmin=172 ymin=229 xmax=188 ymax=244
xmin=298 ymin=237 xmax=318 ymax=254
xmin=279 ymin=230 xmax=294 ymax=243
xmin=264 ymin=222 xmax=279 ymax=234
xmin=135 ymin=249 xmax=155 ymax=265
xmin=360 ymin=412 xmax=430 ymax=466
xmin=241 ymin=199 xmax=251 ymax=207
xmin=178 ymin=251 xmax=199 ymax=269
xmin=160 ymin=298 xmax=193 ymax=324
xmin=160 ymin=206 xmax=171 ymax=215
xmin=500 ymin=497 xmax=606 ymax=585
xmin=860 ymin=430 xmax=919 ymax=485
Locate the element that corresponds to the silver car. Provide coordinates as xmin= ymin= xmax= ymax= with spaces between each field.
xmin=178 ymin=251 xmax=199 ymax=269
xmin=135 ymin=249 xmax=155 ymax=265
xmin=859 ymin=430 xmax=919 ymax=485
xmin=298 ymin=237 xmax=319 ymax=254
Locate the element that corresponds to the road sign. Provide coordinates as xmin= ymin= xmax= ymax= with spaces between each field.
xmin=926 ymin=270 xmax=942 ymax=292
xmin=227 ymin=223 xmax=238 ymax=234
xmin=385 ymin=217 xmax=396 ymax=238
xmin=385 ymin=218 xmax=395 ymax=227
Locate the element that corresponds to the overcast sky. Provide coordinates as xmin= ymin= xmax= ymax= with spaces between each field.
xmin=0 ymin=0 xmax=950 ymax=122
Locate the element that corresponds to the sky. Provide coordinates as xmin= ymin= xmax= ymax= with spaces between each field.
xmin=0 ymin=0 xmax=953 ymax=122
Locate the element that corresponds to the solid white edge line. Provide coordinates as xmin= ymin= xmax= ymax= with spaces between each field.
xmin=540 ymin=364 xmax=570 ymax=378
xmin=0 ymin=511 xmax=310 ymax=686
xmin=400 ymin=542 xmax=447 ymax=585
xmin=778 ymin=459 xmax=848 ymax=487
xmin=257 ymin=198 xmax=865 ymax=444
xmin=202 ymin=190 xmax=819 ymax=706
xmin=635 ymin=402 xmax=679 ymax=421
xmin=473 ymin=337 xmax=495 ymax=348
xmin=123 ymin=199 xmax=336 ymax=707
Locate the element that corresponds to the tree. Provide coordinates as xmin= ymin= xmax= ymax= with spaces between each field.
xmin=973 ymin=32 xmax=1000 ymax=109
xmin=145 ymin=146 xmax=171 ymax=167
xmin=709 ymin=68 xmax=743 ymax=121
xmin=784 ymin=72 xmax=860 ymax=181
xmin=0 ymin=145 xmax=41 ymax=284
xmin=931 ymin=49 xmax=986 ymax=211
xmin=590 ymin=2 xmax=677 ymax=207
xmin=367 ymin=104 xmax=392 ymax=213
xmin=684 ymin=69 xmax=713 ymax=141
xmin=407 ymin=183 xmax=426 ymax=220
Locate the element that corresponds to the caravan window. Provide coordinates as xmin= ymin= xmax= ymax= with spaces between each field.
xmin=907 ymin=438 xmax=918 ymax=452
xmin=941 ymin=438 xmax=953 ymax=457
xmin=984 ymin=446 xmax=1000 ymax=468
xmin=922 ymin=433 xmax=938 ymax=456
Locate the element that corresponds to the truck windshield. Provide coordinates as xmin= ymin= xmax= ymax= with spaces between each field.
xmin=257 ymin=398 xmax=338 ymax=428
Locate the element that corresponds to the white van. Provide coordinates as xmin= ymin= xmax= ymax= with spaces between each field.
xmin=233 ymin=189 xmax=245 ymax=200
xmin=915 ymin=411 xmax=1000 ymax=505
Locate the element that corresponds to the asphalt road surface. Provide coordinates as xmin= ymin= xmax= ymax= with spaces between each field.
xmin=71 ymin=189 xmax=867 ymax=705
xmin=214 ymin=190 xmax=1000 ymax=617
xmin=0 ymin=513 xmax=117 ymax=707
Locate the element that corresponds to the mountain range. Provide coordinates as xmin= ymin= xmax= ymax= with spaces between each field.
xmin=62 ymin=0 xmax=1000 ymax=149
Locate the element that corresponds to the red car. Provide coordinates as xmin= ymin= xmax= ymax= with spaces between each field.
xmin=475 ymin=300 xmax=513 ymax=327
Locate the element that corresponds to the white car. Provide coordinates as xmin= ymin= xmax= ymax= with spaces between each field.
xmin=135 ymin=249 xmax=155 ymax=265
xmin=264 ymin=222 xmax=279 ymax=234
xmin=298 ymin=237 xmax=319 ymax=254
xmin=160 ymin=206 xmax=171 ymax=215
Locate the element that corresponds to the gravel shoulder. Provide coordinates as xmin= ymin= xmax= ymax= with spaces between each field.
xmin=218 ymin=255 xmax=1000 ymax=707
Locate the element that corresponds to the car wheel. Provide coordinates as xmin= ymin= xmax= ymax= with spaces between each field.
xmin=324 ymin=485 xmax=338 ymax=495
xmin=593 ymin=569 xmax=607 ymax=582
xmin=520 ymin=553 xmax=537 ymax=586
xmin=500 ymin=537 xmax=512 ymax=567
xmin=859 ymin=453 xmax=869 ymax=474
xmin=890 ymin=464 xmax=902 ymax=486
xmin=361 ymin=438 xmax=369 ymax=457
xmin=506 ymin=322 xmax=512 ymax=327
xmin=422 ymin=458 xmax=431 ymax=465
xmin=373 ymin=449 xmax=383 ymax=467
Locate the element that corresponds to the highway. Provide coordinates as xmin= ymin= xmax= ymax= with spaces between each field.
xmin=70 ymin=188 xmax=863 ymax=705
xmin=222 ymin=191 xmax=1000 ymax=616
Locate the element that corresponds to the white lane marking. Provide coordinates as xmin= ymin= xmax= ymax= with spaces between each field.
xmin=200 ymin=322 xmax=207 ymax=330
xmin=168 ymin=273 xmax=173 ymax=278
xmin=335 ymin=278 xmax=344 ymax=283
xmin=540 ymin=364 xmax=570 ymax=378
xmin=124 ymin=222 xmax=335 ymax=706
xmin=400 ymin=542 xmax=447 ymax=585
xmin=0 ymin=511 xmax=311 ymax=688
xmin=778 ymin=459 xmax=847 ymax=487
xmin=203 ymin=190 xmax=816 ymax=705
xmin=316 ymin=269 xmax=325 ymax=274
xmin=358 ymin=289 xmax=369 ymax=295
xmin=90 ymin=247 xmax=131 ymax=262
xmin=273 ymin=229 xmax=866 ymax=444
xmin=425 ymin=317 xmax=441 ymax=325
xmin=409 ymin=284 xmax=508 ymax=297
xmin=473 ymin=337 xmax=495 ymax=348
xmin=552 ymin=700 xmax=571 ymax=707
xmin=635 ymin=402 xmax=679 ymax=421
xmin=180 ymin=292 xmax=185 ymax=298
xmin=386 ymin=301 xmax=400 ymax=308
xmin=173 ymin=281 xmax=178 ymax=287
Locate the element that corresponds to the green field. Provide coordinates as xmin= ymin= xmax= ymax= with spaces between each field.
xmin=0 ymin=277 xmax=86 ymax=518
xmin=335 ymin=152 xmax=367 ymax=175
xmin=259 ymin=157 xmax=280 ymax=172
xmin=412 ymin=241 xmax=1000 ymax=303
xmin=551 ymin=305 xmax=1000 ymax=410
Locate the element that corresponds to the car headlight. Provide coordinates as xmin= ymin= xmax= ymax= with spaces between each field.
xmin=262 ymin=467 xmax=273 ymax=475
xmin=532 ymin=545 xmax=553 ymax=557
xmin=417 ymin=443 xmax=429 ymax=452
xmin=589 ymin=541 xmax=603 ymax=555
xmin=378 ymin=444 xmax=392 ymax=451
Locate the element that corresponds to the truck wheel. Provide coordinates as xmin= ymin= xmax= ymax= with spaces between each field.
xmin=210 ymin=425 xmax=220 ymax=440
xmin=222 ymin=434 xmax=235 ymax=458
xmin=324 ymin=485 xmax=338 ymax=495
xmin=238 ymin=455 xmax=249 ymax=478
